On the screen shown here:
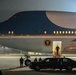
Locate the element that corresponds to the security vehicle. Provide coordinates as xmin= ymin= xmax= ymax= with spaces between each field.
xmin=29 ymin=58 xmax=76 ymax=71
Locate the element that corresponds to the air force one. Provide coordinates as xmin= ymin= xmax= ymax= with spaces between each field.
xmin=0 ymin=11 xmax=76 ymax=55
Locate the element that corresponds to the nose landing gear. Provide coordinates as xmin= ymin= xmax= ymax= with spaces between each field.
xmin=24 ymin=55 xmax=31 ymax=66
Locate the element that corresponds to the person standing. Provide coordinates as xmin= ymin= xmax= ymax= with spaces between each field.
xmin=56 ymin=45 xmax=60 ymax=55
xmin=39 ymin=58 xmax=42 ymax=62
xmin=19 ymin=57 xmax=24 ymax=67
xmin=34 ymin=58 xmax=37 ymax=63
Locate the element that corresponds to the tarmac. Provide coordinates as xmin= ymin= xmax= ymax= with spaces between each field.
xmin=1 ymin=66 xmax=76 ymax=75
xmin=0 ymin=55 xmax=76 ymax=75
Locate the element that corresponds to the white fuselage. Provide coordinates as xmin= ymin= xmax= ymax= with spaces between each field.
xmin=0 ymin=35 xmax=75 ymax=53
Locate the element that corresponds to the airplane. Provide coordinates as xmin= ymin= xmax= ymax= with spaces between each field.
xmin=0 ymin=11 xmax=76 ymax=52
xmin=0 ymin=11 xmax=76 ymax=66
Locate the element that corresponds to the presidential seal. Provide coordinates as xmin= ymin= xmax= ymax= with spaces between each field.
xmin=44 ymin=39 xmax=51 ymax=46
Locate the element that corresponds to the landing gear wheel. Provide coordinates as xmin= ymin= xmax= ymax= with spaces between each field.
xmin=34 ymin=66 xmax=40 ymax=71
xmin=25 ymin=59 xmax=31 ymax=66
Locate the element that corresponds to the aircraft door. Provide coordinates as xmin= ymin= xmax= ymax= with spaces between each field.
xmin=52 ymin=41 xmax=62 ymax=58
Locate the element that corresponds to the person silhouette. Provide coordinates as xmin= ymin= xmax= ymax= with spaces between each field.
xmin=56 ymin=45 xmax=60 ymax=55
xmin=39 ymin=58 xmax=42 ymax=62
xmin=34 ymin=58 xmax=37 ymax=63
xmin=19 ymin=57 xmax=24 ymax=67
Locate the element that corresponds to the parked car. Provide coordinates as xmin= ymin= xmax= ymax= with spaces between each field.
xmin=29 ymin=58 xmax=76 ymax=71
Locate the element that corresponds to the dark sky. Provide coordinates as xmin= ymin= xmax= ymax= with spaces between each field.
xmin=0 ymin=0 xmax=76 ymax=22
